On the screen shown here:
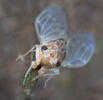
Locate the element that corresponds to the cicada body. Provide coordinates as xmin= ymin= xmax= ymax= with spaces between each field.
xmin=17 ymin=5 xmax=95 ymax=87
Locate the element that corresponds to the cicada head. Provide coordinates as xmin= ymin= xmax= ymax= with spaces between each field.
xmin=35 ymin=39 xmax=66 ymax=68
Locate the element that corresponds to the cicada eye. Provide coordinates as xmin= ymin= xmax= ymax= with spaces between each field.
xmin=41 ymin=45 xmax=48 ymax=50
xmin=56 ymin=61 xmax=61 ymax=67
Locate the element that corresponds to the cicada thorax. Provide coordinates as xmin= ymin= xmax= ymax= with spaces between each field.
xmin=39 ymin=39 xmax=66 ymax=68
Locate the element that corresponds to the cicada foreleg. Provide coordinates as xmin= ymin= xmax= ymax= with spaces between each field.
xmin=16 ymin=45 xmax=36 ymax=62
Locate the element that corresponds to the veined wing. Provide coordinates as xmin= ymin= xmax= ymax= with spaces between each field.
xmin=35 ymin=5 xmax=68 ymax=42
xmin=62 ymin=32 xmax=95 ymax=68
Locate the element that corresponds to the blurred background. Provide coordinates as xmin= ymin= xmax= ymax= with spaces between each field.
xmin=0 ymin=0 xmax=103 ymax=100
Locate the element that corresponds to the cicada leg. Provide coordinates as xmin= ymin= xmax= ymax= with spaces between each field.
xmin=43 ymin=68 xmax=60 ymax=88
xmin=16 ymin=45 xmax=36 ymax=62
xmin=32 ymin=67 xmax=60 ymax=88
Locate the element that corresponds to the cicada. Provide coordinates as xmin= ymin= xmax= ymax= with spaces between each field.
xmin=16 ymin=5 xmax=95 ymax=87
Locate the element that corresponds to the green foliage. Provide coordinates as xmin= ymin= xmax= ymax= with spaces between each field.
xmin=22 ymin=69 xmax=36 ymax=87
xmin=22 ymin=51 xmax=36 ymax=87
xmin=30 ymin=51 xmax=35 ymax=61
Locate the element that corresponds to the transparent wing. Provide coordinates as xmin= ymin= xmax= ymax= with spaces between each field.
xmin=62 ymin=32 xmax=95 ymax=68
xmin=35 ymin=5 xmax=68 ymax=42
